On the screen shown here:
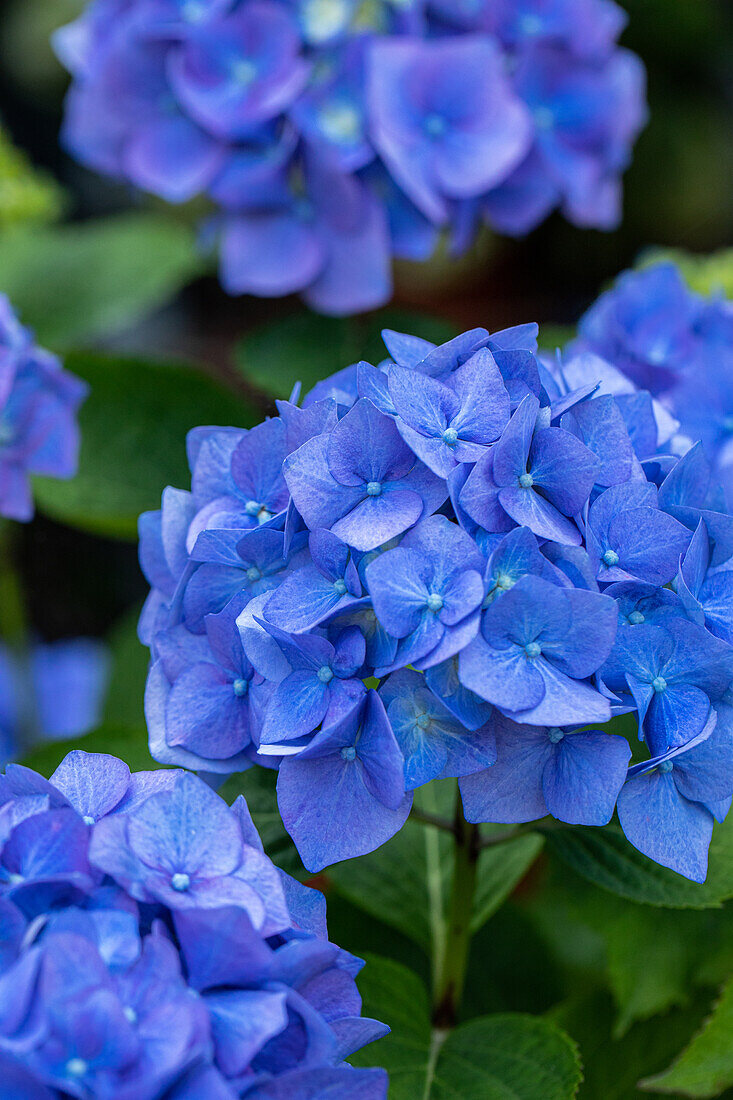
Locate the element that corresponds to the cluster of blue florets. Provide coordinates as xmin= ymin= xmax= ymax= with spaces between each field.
xmin=139 ymin=301 xmax=733 ymax=883
xmin=0 ymin=296 xmax=86 ymax=522
xmin=0 ymin=750 xmax=388 ymax=1098
xmin=573 ymin=262 xmax=733 ymax=507
xmin=55 ymin=0 xmax=646 ymax=314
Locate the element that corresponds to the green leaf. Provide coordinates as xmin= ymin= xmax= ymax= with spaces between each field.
xmin=103 ymin=605 xmax=150 ymax=730
xmin=32 ymin=351 xmax=258 ymax=539
xmin=537 ymin=324 xmax=575 ymax=352
xmin=329 ymin=803 xmax=451 ymax=956
xmin=552 ymin=991 xmax=715 ymax=1100
xmin=330 ymin=783 xmax=543 ymax=957
xmin=641 ymin=976 xmax=733 ymax=1097
xmin=20 ymin=723 xmax=157 ymax=778
xmin=472 ymin=832 xmax=545 ymax=933
xmin=236 ymin=309 xmax=456 ymax=400
xmin=547 ymin=821 xmax=733 ymax=909
xmin=353 ymin=955 xmax=582 ymax=1100
xmin=0 ymin=214 xmax=202 ymax=348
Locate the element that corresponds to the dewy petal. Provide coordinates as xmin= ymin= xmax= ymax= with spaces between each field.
xmin=617 ymin=770 xmax=713 ymax=883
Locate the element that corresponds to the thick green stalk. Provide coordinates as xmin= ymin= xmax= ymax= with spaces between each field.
xmin=431 ymin=793 xmax=480 ymax=1028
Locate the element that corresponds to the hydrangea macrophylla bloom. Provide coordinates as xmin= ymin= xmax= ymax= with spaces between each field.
xmin=284 ymin=397 xmax=446 ymax=551
xmin=0 ymin=752 xmax=389 ymax=1098
xmin=379 ymin=669 xmax=496 ymax=789
xmin=459 ymin=394 xmax=600 ymax=545
xmin=0 ymin=296 xmax=86 ymax=521
xmin=571 ymin=261 xmax=733 ymax=506
xmin=276 ymin=689 xmax=410 ymax=870
xmin=140 ymin=321 xmax=733 ymax=879
xmin=616 ymin=710 xmax=733 ymax=882
xmin=460 ymin=714 xmax=630 ymax=827
xmin=600 ymin=619 xmax=733 ymax=755
xmin=459 ymin=575 xmax=617 ymax=726
xmin=56 ymin=0 xmax=645 ymax=313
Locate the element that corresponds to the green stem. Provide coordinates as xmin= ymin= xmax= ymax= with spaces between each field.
xmin=431 ymin=792 xmax=480 ymax=1029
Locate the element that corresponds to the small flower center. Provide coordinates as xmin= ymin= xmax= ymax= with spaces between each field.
xmin=628 ymin=610 xmax=645 ymax=625
xmin=124 ymin=1006 xmax=138 ymax=1025
xmin=366 ymin=481 xmax=382 ymax=496
xmin=723 ymin=415 xmax=733 ymax=435
xmin=301 ymin=0 xmax=349 ymax=43
xmin=333 ymin=578 xmax=347 ymax=595
xmin=495 ymin=572 xmax=513 ymax=591
xmin=171 ymin=872 xmax=191 ymax=892
xmin=82 ymin=815 xmax=95 ymax=826
xmin=181 ymin=0 xmax=207 ymax=22
xmin=246 ymin=566 xmax=262 ymax=583
xmin=415 ymin=713 xmax=431 ymax=730
xmin=424 ymin=112 xmax=447 ymax=138
xmin=658 ymin=760 xmax=674 ymax=774
xmin=525 ymin=641 xmax=542 ymax=659
xmin=603 ymin=549 xmax=620 ymax=567
xmin=519 ymin=472 xmax=534 ymax=489
xmin=7 ymin=873 xmax=23 ymax=886
xmin=521 ymin=13 xmax=543 ymax=35
xmin=651 ymin=676 xmax=667 ymax=694
xmin=442 ymin=427 xmax=459 ymax=447
xmin=426 ymin=592 xmax=444 ymax=613
xmin=231 ymin=59 xmax=258 ymax=86
xmin=233 ymin=678 xmax=249 ymax=697
xmin=66 ymin=1059 xmax=88 ymax=1078
xmin=341 ymin=746 xmax=357 ymax=761
xmin=318 ymin=102 xmax=361 ymax=144
xmin=317 ymin=665 xmax=334 ymax=683
xmin=547 ymin=727 xmax=564 ymax=744
xmin=534 ymin=106 xmax=555 ymax=130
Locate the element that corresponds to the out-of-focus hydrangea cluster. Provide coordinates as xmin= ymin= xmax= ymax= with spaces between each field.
xmin=54 ymin=0 xmax=646 ymax=315
xmin=139 ymin=315 xmax=733 ymax=884
xmin=0 ymin=750 xmax=388 ymax=1098
xmin=0 ymin=296 xmax=87 ymax=522
xmin=572 ymin=261 xmax=733 ymax=507
xmin=0 ymin=638 xmax=109 ymax=766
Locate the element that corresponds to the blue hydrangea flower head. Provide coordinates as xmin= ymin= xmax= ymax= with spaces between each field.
xmin=0 ymin=751 xmax=389 ymax=1097
xmin=0 ymin=295 xmax=87 ymax=521
xmin=55 ymin=0 xmax=646 ymax=314
xmin=138 ymin=319 xmax=733 ymax=880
